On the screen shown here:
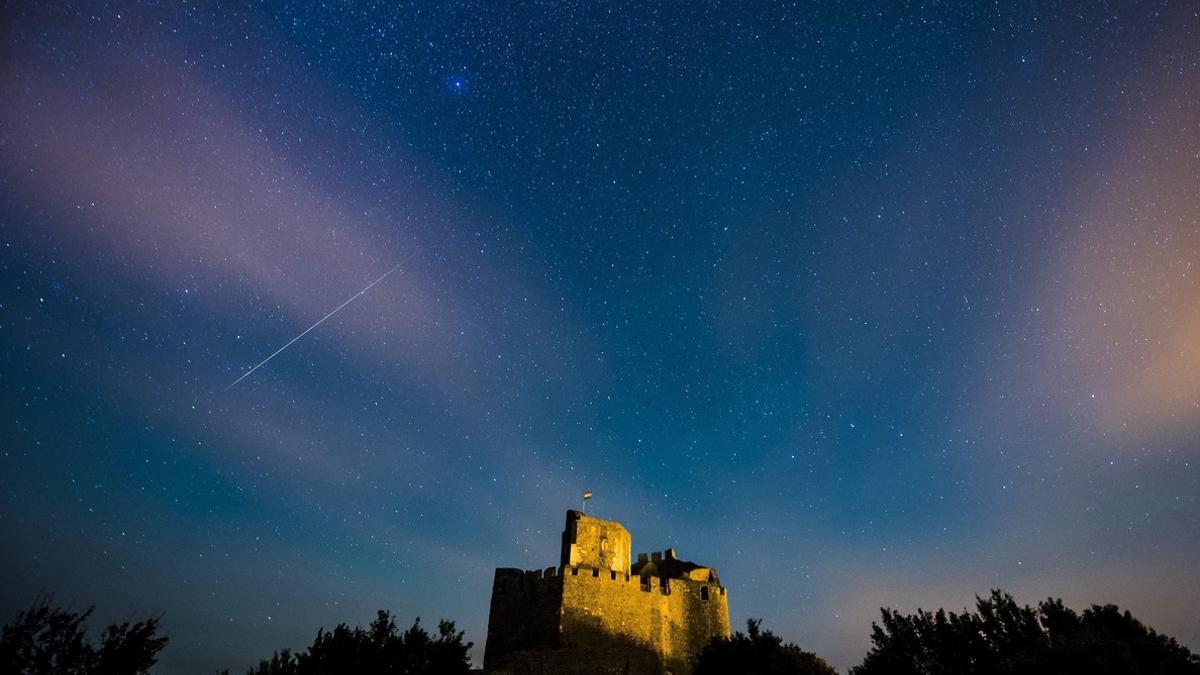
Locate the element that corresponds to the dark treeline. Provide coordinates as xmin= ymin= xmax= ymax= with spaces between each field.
xmin=695 ymin=618 xmax=836 ymax=675
xmin=0 ymin=597 xmax=167 ymax=675
xmin=235 ymin=611 xmax=471 ymax=675
xmin=850 ymin=590 xmax=1200 ymax=675
xmin=3 ymin=589 xmax=1198 ymax=674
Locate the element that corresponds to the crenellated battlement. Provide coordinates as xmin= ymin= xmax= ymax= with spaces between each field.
xmin=493 ymin=565 xmax=724 ymax=594
xmin=490 ymin=567 xmax=558 ymax=595
xmin=485 ymin=511 xmax=732 ymax=674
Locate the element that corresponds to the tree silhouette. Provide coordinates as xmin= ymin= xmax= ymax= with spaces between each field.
xmin=0 ymin=598 xmax=168 ymax=675
xmin=851 ymin=589 xmax=1200 ymax=675
xmin=694 ymin=618 xmax=836 ymax=675
xmin=245 ymin=610 xmax=471 ymax=675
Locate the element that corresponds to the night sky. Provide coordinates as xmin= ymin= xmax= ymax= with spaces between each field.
xmin=2 ymin=1 xmax=1198 ymax=672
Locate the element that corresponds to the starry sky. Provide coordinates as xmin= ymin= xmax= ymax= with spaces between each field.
xmin=1 ymin=1 xmax=1198 ymax=672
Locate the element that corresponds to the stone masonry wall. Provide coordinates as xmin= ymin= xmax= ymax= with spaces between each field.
xmin=560 ymin=509 xmax=631 ymax=573
xmin=558 ymin=564 xmax=730 ymax=674
xmin=485 ymin=511 xmax=732 ymax=675
xmin=484 ymin=567 xmax=564 ymax=667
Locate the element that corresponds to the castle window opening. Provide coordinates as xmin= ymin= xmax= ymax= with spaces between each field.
xmin=660 ymin=578 xmax=671 ymax=595
xmin=701 ymin=586 xmax=709 ymax=601
xmin=641 ymin=575 xmax=652 ymax=592
xmin=592 ymin=568 xmax=600 ymax=577
xmin=610 ymin=570 xmax=618 ymax=580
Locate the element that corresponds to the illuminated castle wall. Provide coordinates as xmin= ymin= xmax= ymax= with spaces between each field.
xmin=484 ymin=510 xmax=731 ymax=674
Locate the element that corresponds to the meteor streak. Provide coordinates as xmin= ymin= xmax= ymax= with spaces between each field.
xmin=224 ymin=264 xmax=401 ymax=391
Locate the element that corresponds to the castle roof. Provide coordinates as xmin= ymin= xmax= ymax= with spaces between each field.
xmin=633 ymin=549 xmax=720 ymax=583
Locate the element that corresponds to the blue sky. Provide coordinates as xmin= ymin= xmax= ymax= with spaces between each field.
xmin=2 ymin=1 xmax=1197 ymax=671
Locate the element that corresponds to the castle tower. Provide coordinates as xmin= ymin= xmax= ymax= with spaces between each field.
xmin=485 ymin=510 xmax=731 ymax=675
xmin=561 ymin=509 xmax=631 ymax=573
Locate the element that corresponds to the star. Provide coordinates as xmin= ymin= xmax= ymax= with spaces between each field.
xmin=446 ymin=73 xmax=469 ymax=94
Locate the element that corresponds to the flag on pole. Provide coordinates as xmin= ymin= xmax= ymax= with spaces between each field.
xmin=583 ymin=490 xmax=593 ymax=500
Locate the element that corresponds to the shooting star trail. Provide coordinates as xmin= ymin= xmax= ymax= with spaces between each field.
xmin=224 ymin=264 xmax=401 ymax=391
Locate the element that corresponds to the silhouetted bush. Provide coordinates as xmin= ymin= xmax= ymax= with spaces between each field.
xmin=245 ymin=610 xmax=471 ymax=675
xmin=851 ymin=589 xmax=1200 ymax=675
xmin=0 ymin=598 xmax=168 ymax=675
xmin=694 ymin=618 xmax=836 ymax=675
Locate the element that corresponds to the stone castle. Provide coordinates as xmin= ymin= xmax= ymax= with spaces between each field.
xmin=484 ymin=510 xmax=731 ymax=674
